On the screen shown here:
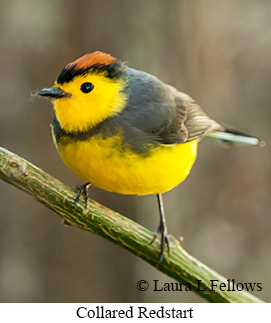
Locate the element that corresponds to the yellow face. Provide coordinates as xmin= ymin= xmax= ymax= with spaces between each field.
xmin=53 ymin=71 xmax=127 ymax=132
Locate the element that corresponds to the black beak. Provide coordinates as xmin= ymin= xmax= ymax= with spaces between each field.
xmin=37 ymin=87 xmax=71 ymax=98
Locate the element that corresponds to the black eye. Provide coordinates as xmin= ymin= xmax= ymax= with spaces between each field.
xmin=80 ymin=82 xmax=94 ymax=93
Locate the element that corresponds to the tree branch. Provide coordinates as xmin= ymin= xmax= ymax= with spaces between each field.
xmin=0 ymin=146 xmax=264 ymax=303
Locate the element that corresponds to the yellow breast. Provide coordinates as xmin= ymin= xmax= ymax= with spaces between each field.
xmin=56 ymin=134 xmax=198 ymax=195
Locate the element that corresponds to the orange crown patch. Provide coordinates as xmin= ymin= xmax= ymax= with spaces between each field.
xmin=66 ymin=51 xmax=117 ymax=70
xmin=57 ymin=51 xmax=120 ymax=84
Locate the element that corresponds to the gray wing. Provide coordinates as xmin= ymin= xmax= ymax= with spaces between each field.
xmin=114 ymin=68 xmax=223 ymax=153
xmin=165 ymin=86 xmax=261 ymax=146
xmin=165 ymin=85 xmax=224 ymax=143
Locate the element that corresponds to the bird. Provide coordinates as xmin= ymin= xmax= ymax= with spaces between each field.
xmin=37 ymin=51 xmax=263 ymax=262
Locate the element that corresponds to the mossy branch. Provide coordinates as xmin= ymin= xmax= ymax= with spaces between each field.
xmin=0 ymin=146 xmax=264 ymax=303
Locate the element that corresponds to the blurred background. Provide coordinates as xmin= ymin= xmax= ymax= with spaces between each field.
xmin=0 ymin=0 xmax=270 ymax=303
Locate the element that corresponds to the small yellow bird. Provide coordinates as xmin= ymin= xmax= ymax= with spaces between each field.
xmin=38 ymin=51 xmax=262 ymax=261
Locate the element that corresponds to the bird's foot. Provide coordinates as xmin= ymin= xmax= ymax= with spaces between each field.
xmin=150 ymin=223 xmax=170 ymax=263
xmin=73 ymin=182 xmax=92 ymax=209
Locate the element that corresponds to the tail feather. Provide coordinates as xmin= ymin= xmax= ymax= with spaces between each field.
xmin=207 ymin=126 xmax=265 ymax=147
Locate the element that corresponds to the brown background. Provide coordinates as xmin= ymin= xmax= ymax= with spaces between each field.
xmin=0 ymin=0 xmax=270 ymax=302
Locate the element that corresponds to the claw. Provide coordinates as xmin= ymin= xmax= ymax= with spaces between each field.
xmin=73 ymin=182 xmax=91 ymax=209
xmin=159 ymin=232 xmax=170 ymax=263
xmin=150 ymin=222 xmax=170 ymax=262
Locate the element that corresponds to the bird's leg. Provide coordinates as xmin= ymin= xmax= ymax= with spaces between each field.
xmin=150 ymin=193 xmax=170 ymax=262
xmin=73 ymin=182 xmax=92 ymax=209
